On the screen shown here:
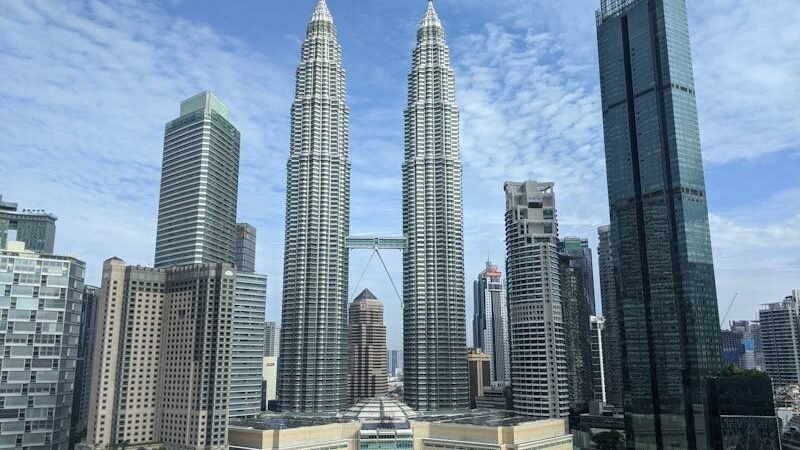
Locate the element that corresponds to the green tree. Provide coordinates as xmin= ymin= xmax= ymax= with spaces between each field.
xmin=592 ymin=431 xmax=624 ymax=450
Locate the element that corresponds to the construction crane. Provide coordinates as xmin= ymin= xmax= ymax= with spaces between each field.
xmin=719 ymin=293 xmax=739 ymax=328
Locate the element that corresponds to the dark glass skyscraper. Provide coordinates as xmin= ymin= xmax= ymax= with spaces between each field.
xmin=234 ymin=223 xmax=257 ymax=273
xmin=596 ymin=0 xmax=722 ymax=447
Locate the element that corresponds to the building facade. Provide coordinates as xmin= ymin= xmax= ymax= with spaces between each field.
xmin=230 ymin=272 xmax=267 ymax=418
xmin=0 ymin=196 xmax=57 ymax=254
xmin=71 ymin=285 xmax=99 ymax=433
xmin=154 ymin=91 xmax=240 ymax=268
xmin=590 ymin=316 xmax=607 ymax=403
xmin=0 ymin=241 xmax=85 ymax=450
xmin=348 ymin=289 xmax=388 ymax=404
xmin=264 ymin=321 xmax=280 ymax=358
xmin=472 ymin=261 xmax=510 ymax=386
xmin=467 ymin=348 xmax=491 ymax=409
xmin=759 ymin=292 xmax=800 ymax=385
xmin=706 ymin=376 xmax=781 ymax=450
xmin=596 ymin=0 xmax=723 ymax=446
xmin=559 ymin=239 xmax=594 ymax=413
xmin=278 ymin=0 xmax=351 ymax=413
xmin=402 ymin=0 xmax=468 ymax=411
xmin=597 ymin=225 xmax=622 ymax=406
xmin=504 ymin=181 xmax=568 ymax=418
xmin=235 ymin=223 xmax=257 ymax=273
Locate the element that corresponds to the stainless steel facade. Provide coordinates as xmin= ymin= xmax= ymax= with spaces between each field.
xmin=154 ymin=91 xmax=240 ymax=269
xmin=278 ymin=0 xmax=351 ymax=413
xmin=402 ymin=1 xmax=468 ymax=411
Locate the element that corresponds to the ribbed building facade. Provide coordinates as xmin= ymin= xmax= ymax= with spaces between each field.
xmin=348 ymin=289 xmax=388 ymax=404
xmin=504 ymin=181 xmax=568 ymax=418
xmin=472 ymin=261 xmax=511 ymax=385
xmin=402 ymin=1 xmax=468 ymax=411
xmin=597 ymin=225 xmax=622 ymax=406
xmin=154 ymin=91 xmax=240 ymax=268
xmin=759 ymin=292 xmax=800 ymax=385
xmin=278 ymin=0 xmax=351 ymax=413
xmin=597 ymin=0 xmax=723 ymax=446
xmin=230 ymin=272 xmax=267 ymax=418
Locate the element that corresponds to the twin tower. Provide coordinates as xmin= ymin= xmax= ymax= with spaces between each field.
xmin=278 ymin=0 xmax=467 ymax=412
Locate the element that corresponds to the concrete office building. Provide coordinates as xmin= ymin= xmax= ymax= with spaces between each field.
xmin=596 ymin=0 xmax=724 ymax=445
xmin=559 ymin=238 xmax=594 ymax=413
xmin=504 ymin=181 xmax=568 ymax=418
xmin=590 ymin=316 xmax=607 ymax=403
xmin=402 ymin=0 xmax=468 ymax=411
xmin=0 ymin=241 xmax=85 ymax=450
xmin=85 ymin=259 xmax=167 ymax=448
xmin=230 ymin=272 xmax=267 ymax=418
xmin=158 ymin=264 xmax=235 ymax=450
xmin=0 ymin=195 xmax=57 ymax=254
xmin=154 ymin=91 xmax=240 ymax=268
xmin=279 ymin=0 xmax=351 ymax=413
xmin=759 ymin=291 xmax=800 ymax=385
xmin=71 ymin=285 xmax=99 ymax=433
xmin=472 ymin=261 xmax=511 ymax=386
xmin=84 ymin=259 xmax=235 ymax=450
xmin=348 ymin=289 xmax=388 ymax=404
xmin=467 ymin=348 xmax=491 ymax=409
xmin=264 ymin=321 xmax=279 ymax=357
xmin=235 ymin=223 xmax=257 ymax=273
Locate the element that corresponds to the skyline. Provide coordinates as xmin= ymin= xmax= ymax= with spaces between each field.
xmin=1 ymin=0 xmax=798 ymax=350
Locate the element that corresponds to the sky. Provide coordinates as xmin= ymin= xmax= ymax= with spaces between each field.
xmin=0 ymin=0 xmax=798 ymax=350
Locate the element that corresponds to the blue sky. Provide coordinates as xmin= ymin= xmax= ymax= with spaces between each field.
xmin=1 ymin=0 xmax=798 ymax=350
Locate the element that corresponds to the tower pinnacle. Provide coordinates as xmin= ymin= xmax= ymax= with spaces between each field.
xmin=311 ymin=0 xmax=333 ymax=23
xmin=421 ymin=0 xmax=442 ymax=28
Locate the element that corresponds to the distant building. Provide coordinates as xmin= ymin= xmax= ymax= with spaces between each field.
xmin=154 ymin=91 xmax=240 ymax=268
xmin=467 ymin=348 xmax=492 ymax=409
xmin=722 ymin=320 xmax=763 ymax=371
xmin=0 ymin=241 xmax=85 ymax=450
xmin=759 ymin=291 xmax=800 ymax=385
xmin=504 ymin=180 xmax=568 ymax=418
xmin=590 ymin=316 xmax=607 ymax=403
xmin=262 ymin=356 xmax=278 ymax=410
xmin=597 ymin=225 xmax=622 ymax=406
xmin=0 ymin=195 xmax=57 ymax=253
xmin=235 ymin=223 xmax=257 ymax=273
xmin=348 ymin=289 xmax=388 ymax=404
xmin=230 ymin=272 xmax=267 ymax=418
xmin=560 ymin=238 xmax=594 ymax=413
xmin=72 ymin=285 xmax=99 ymax=432
xmin=264 ymin=321 xmax=280 ymax=357
xmin=388 ymin=349 xmax=400 ymax=377
xmin=707 ymin=376 xmax=781 ymax=449
xmin=472 ymin=260 xmax=510 ymax=385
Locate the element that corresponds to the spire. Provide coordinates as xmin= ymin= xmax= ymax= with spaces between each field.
xmin=355 ymin=288 xmax=379 ymax=302
xmin=420 ymin=0 xmax=442 ymax=28
xmin=311 ymin=0 xmax=333 ymax=23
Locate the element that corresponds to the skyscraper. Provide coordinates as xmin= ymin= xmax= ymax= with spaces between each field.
xmin=0 ymin=241 xmax=85 ymax=450
xmin=759 ymin=292 xmax=800 ymax=385
xmin=0 ymin=195 xmax=57 ymax=253
xmin=560 ymin=240 xmax=594 ymax=413
xmin=598 ymin=225 xmax=623 ymax=406
xmin=467 ymin=348 xmax=492 ymax=409
xmin=264 ymin=321 xmax=280 ymax=358
xmin=596 ymin=0 xmax=723 ymax=446
xmin=230 ymin=272 xmax=267 ymax=418
xmin=590 ymin=316 xmax=607 ymax=403
xmin=235 ymin=223 xmax=257 ymax=273
xmin=504 ymin=181 xmax=568 ymax=418
xmin=72 ymin=285 xmax=99 ymax=433
xmin=472 ymin=261 xmax=511 ymax=385
xmin=279 ymin=0 xmax=351 ymax=413
xmin=348 ymin=289 xmax=388 ymax=404
xmin=402 ymin=0 xmax=468 ymax=411
xmin=154 ymin=91 xmax=240 ymax=268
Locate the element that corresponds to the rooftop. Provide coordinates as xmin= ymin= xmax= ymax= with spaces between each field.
xmin=417 ymin=410 xmax=553 ymax=428
xmin=344 ymin=398 xmax=418 ymax=422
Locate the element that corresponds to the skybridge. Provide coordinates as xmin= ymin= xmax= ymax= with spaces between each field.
xmin=346 ymin=235 xmax=406 ymax=306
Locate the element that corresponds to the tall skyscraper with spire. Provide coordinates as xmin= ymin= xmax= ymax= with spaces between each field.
xmin=596 ymin=0 xmax=723 ymax=447
xmin=278 ymin=0 xmax=351 ymax=413
xmin=402 ymin=0 xmax=468 ymax=411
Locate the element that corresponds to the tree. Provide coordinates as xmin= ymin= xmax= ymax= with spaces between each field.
xmin=592 ymin=431 xmax=624 ymax=450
